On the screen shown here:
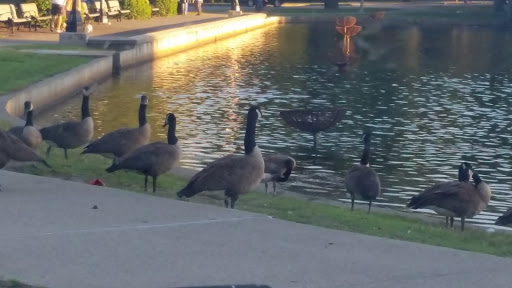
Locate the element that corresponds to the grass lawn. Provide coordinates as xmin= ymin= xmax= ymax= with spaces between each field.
xmin=1 ymin=119 xmax=509 ymax=257
xmin=0 ymin=279 xmax=43 ymax=288
xmin=0 ymin=47 xmax=91 ymax=95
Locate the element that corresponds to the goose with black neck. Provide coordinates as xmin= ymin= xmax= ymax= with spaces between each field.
xmin=40 ymin=87 xmax=94 ymax=159
xmin=106 ymin=113 xmax=182 ymax=193
xmin=177 ymin=105 xmax=265 ymax=209
xmin=344 ymin=132 xmax=381 ymax=213
xmin=81 ymin=94 xmax=151 ymax=164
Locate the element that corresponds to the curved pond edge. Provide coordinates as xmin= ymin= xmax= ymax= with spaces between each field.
xmin=0 ymin=14 xmax=282 ymax=124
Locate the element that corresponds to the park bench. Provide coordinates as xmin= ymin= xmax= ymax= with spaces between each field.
xmin=0 ymin=4 xmax=31 ymax=34
xmin=19 ymin=3 xmax=51 ymax=31
xmin=83 ymin=3 xmax=100 ymax=24
xmin=93 ymin=0 xmax=118 ymax=21
xmin=106 ymin=0 xmax=130 ymax=21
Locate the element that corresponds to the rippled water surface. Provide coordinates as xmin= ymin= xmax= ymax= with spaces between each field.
xmin=37 ymin=23 xmax=512 ymax=227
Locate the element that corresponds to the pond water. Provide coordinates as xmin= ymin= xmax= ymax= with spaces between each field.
xmin=36 ymin=22 xmax=512 ymax=228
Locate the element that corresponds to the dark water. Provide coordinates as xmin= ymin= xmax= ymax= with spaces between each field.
xmin=37 ymin=22 xmax=512 ymax=229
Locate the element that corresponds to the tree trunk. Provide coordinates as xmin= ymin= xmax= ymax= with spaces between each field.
xmin=324 ymin=0 xmax=339 ymax=9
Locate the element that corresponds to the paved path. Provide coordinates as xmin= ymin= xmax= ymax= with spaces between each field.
xmin=0 ymin=170 xmax=510 ymax=288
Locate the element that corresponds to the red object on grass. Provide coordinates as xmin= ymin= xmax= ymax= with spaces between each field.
xmin=89 ymin=179 xmax=105 ymax=186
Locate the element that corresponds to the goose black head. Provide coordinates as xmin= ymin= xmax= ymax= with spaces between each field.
xmin=458 ymin=162 xmax=473 ymax=182
xmin=137 ymin=95 xmax=148 ymax=105
xmin=83 ymin=86 xmax=93 ymax=97
xmin=163 ymin=113 xmax=176 ymax=127
xmin=248 ymin=105 xmax=262 ymax=119
xmin=24 ymin=101 xmax=33 ymax=112
xmin=362 ymin=132 xmax=372 ymax=145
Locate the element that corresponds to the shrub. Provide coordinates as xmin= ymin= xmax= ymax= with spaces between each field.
xmin=154 ymin=0 xmax=177 ymax=16
xmin=27 ymin=0 xmax=52 ymax=15
xmin=124 ymin=0 xmax=152 ymax=19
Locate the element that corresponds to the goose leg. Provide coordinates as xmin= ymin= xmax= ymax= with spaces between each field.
xmin=265 ymin=182 xmax=268 ymax=195
xmin=368 ymin=200 xmax=372 ymax=214
xmin=450 ymin=217 xmax=454 ymax=228
xmin=273 ymin=181 xmax=277 ymax=196
xmin=351 ymin=194 xmax=355 ymax=211
xmin=461 ymin=217 xmax=465 ymax=231
xmin=64 ymin=149 xmax=69 ymax=160
xmin=445 ymin=217 xmax=449 ymax=227
xmin=230 ymin=194 xmax=239 ymax=209
xmin=144 ymin=175 xmax=148 ymax=192
xmin=224 ymin=190 xmax=231 ymax=208
xmin=152 ymin=176 xmax=157 ymax=193
xmin=46 ymin=145 xmax=52 ymax=158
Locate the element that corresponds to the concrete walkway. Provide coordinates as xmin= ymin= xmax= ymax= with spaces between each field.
xmin=0 ymin=170 xmax=510 ymax=288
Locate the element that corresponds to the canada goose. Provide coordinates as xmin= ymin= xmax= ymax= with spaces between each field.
xmin=261 ymin=154 xmax=296 ymax=196
xmin=441 ymin=163 xmax=474 ymax=228
xmin=495 ymin=207 xmax=512 ymax=226
xmin=344 ymin=132 xmax=381 ymax=213
xmin=8 ymin=101 xmax=32 ymax=139
xmin=8 ymin=102 xmax=42 ymax=149
xmin=81 ymin=95 xmax=150 ymax=163
xmin=105 ymin=113 xmax=182 ymax=193
xmin=40 ymin=87 xmax=94 ymax=159
xmin=177 ymin=105 xmax=264 ymax=209
xmin=0 ymin=130 xmax=50 ymax=170
xmin=406 ymin=163 xmax=492 ymax=231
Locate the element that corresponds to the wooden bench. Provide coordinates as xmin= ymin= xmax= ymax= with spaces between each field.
xmin=148 ymin=0 xmax=159 ymax=17
xmin=94 ymin=0 xmax=118 ymax=21
xmin=0 ymin=4 xmax=31 ymax=34
xmin=83 ymin=3 xmax=100 ymax=24
xmin=107 ymin=0 xmax=130 ymax=21
xmin=19 ymin=3 xmax=51 ymax=31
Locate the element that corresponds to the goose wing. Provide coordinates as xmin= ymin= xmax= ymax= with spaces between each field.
xmin=40 ymin=121 xmax=82 ymax=142
xmin=264 ymin=154 xmax=290 ymax=175
xmin=345 ymin=165 xmax=381 ymax=198
xmin=188 ymin=154 xmax=257 ymax=192
xmin=0 ymin=130 xmax=49 ymax=165
xmin=111 ymin=142 xmax=180 ymax=172
xmin=407 ymin=181 xmax=476 ymax=215
xmin=84 ymin=127 xmax=142 ymax=154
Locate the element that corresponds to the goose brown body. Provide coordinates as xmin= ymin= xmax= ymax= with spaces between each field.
xmin=344 ymin=133 xmax=381 ymax=213
xmin=40 ymin=88 xmax=94 ymax=159
xmin=177 ymin=106 xmax=264 ymax=209
xmin=407 ymin=163 xmax=491 ymax=231
xmin=106 ymin=113 xmax=181 ymax=193
xmin=82 ymin=95 xmax=150 ymax=161
xmin=262 ymin=154 xmax=296 ymax=195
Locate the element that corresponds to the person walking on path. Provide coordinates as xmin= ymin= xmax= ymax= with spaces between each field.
xmin=51 ymin=0 xmax=66 ymax=33
xmin=195 ymin=0 xmax=203 ymax=15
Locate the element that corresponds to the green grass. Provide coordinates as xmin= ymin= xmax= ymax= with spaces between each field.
xmin=0 ymin=122 xmax=508 ymax=257
xmin=0 ymin=279 xmax=44 ymax=288
xmin=0 ymin=48 xmax=91 ymax=95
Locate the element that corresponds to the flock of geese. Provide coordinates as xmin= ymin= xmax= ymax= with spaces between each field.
xmin=0 ymin=86 xmax=510 ymax=231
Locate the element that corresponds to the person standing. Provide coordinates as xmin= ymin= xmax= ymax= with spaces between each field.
xmin=51 ymin=0 xmax=66 ymax=33
xmin=195 ymin=0 xmax=202 ymax=15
